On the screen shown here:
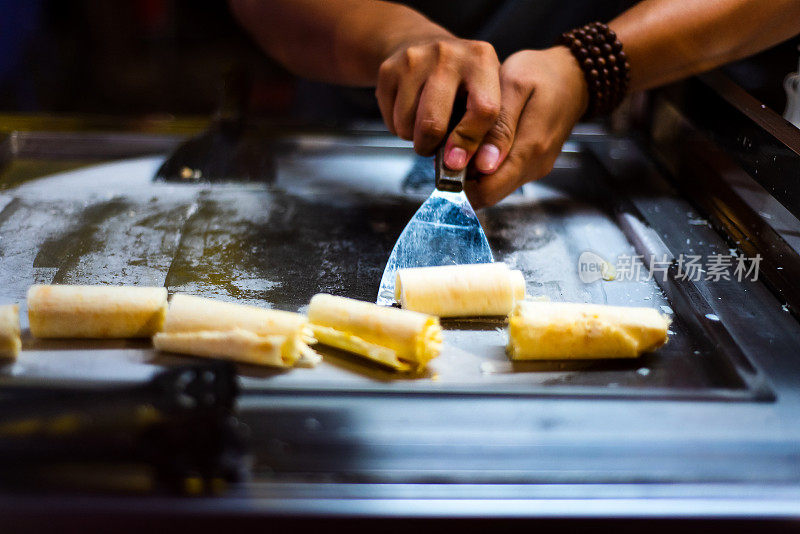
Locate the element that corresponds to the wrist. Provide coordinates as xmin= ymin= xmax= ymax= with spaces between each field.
xmin=548 ymin=45 xmax=590 ymax=121
xmin=333 ymin=2 xmax=451 ymax=84
xmin=372 ymin=5 xmax=453 ymax=64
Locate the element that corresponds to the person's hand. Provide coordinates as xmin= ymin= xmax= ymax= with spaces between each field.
xmin=376 ymin=37 xmax=501 ymax=170
xmin=465 ymin=46 xmax=589 ymax=208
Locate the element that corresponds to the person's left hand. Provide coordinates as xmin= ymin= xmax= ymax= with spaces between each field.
xmin=464 ymin=46 xmax=589 ymax=208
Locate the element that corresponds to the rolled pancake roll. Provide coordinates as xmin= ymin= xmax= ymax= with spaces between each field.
xmin=153 ymin=294 xmax=319 ymax=368
xmin=0 ymin=304 xmax=21 ymax=359
xmin=507 ymin=301 xmax=671 ymax=359
xmin=395 ymin=262 xmax=526 ymax=317
xmin=27 ymin=285 xmax=167 ymax=338
xmin=153 ymin=330 xmax=289 ymax=368
xmin=307 ymin=294 xmax=442 ymax=371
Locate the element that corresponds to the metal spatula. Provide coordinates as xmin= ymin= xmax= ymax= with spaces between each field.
xmin=376 ymin=146 xmax=494 ymax=305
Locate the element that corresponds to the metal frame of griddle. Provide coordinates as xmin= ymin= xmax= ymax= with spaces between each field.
xmin=645 ymin=71 xmax=800 ymax=318
xmin=1 ymin=71 xmax=800 ymax=525
xmin=224 ymin=75 xmax=800 ymax=519
xmin=232 ymin=74 xmax=800 ymax=514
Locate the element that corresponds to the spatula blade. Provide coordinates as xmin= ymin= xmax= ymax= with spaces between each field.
xmin=376 ymin=188 xmax=493 ymax=305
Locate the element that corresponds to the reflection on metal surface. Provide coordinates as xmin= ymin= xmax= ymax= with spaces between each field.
xmin=154 ymin=125 xmax=277 ymax=184
xmin=376 ymin=189 xmax=493 ymax=305
xmin=377 ymin=146 xmax=493 ymax=305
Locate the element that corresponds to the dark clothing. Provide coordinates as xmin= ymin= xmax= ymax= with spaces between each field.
xmin=404 ymin=0 xmax=632 ymax=60
xmin=294 ymin=0 xmax=634 ymax=121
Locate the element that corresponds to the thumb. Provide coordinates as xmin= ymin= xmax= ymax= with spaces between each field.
xmin=473 ymin=74 xmax=528 ymax=174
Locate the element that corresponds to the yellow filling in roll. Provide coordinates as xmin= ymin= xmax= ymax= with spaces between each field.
xmin=153 ymin=294 xmax=319 ymax=368
xmin=307 ymin=294 xmax=442 ymax=371
xmin=0 ymin=304 xmax=21 ymax=359
xmin=507 ymin=300 xmax=671 ymax=359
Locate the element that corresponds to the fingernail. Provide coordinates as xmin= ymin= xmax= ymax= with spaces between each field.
xmin=475 ymin=144 xmax=500 ymax=172
xmin=444 ymin=147 xmax=467 ymax=170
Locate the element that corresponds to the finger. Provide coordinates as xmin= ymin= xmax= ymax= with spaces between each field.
xmin=412 ymin=70 xmax=460 ymax=156
xmin=392 ymin=69 xmax=428 ymax=141
xmin=464 ymin=102 xmax=553 ymax=208
xmin=473 ymin=70 xmax=530 ymax=174
xmin=375 ymin=61 xmax=399 ymax=135
xmin=464 ymin=151 xmax=524 ymax=209
xmin=442 ymin=61 xmax=501 ymax=170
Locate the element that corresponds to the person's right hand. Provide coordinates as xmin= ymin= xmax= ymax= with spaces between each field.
xmin=375 ymin=37 xmax=501 ymax=171
xmin=465 ymin=46 xmax=589 ymax=208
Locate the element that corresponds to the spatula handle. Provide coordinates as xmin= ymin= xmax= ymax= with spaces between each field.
xmin=435 ymin=147 xmax=466 ymax=192
xmin=434 ymin=94 xmax=468 ymax=193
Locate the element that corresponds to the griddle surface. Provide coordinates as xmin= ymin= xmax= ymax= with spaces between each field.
xmin=0 ymin=140 xmax=762 ymax=398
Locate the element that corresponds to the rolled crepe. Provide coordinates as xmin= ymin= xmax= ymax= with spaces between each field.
xmin=153 ymin=294 xmax=319 ymax=368
xmin=307 ymin=294 xmax=442 ymax=371
xmin=27 ymin=285 xmax=167 ymax=338
xmin=507 ymin=301 xmax=671 ymax=360
xmin=0 ymin=304 xmax=21 ymax=359
xmin=395 ymin=262 xmax=526 ymax=317
xmin=153 ymin=330 xmax=288 ymax=368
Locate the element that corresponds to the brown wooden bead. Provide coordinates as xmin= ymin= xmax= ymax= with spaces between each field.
xmin=558 ymin=21 xmax=629 ymax=118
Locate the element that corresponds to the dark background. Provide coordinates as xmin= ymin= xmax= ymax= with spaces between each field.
xmin=0 ymin=0 xmax=293 ymax=117
xmin=0 ymin=0 xmax=798 ymax=121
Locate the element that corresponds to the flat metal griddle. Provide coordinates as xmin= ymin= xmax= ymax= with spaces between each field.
xmin=0 ymin=128 xmax=772 ymax=400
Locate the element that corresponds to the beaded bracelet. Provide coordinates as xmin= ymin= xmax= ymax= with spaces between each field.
xmin=556 ymin=22 xmax=631 ymax=118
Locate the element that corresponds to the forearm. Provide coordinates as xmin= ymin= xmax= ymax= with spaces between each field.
xmin=229 ymin=0 xmax=451 ymax=86
xmin=610 ymin=0 xmax=800 ymax=92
